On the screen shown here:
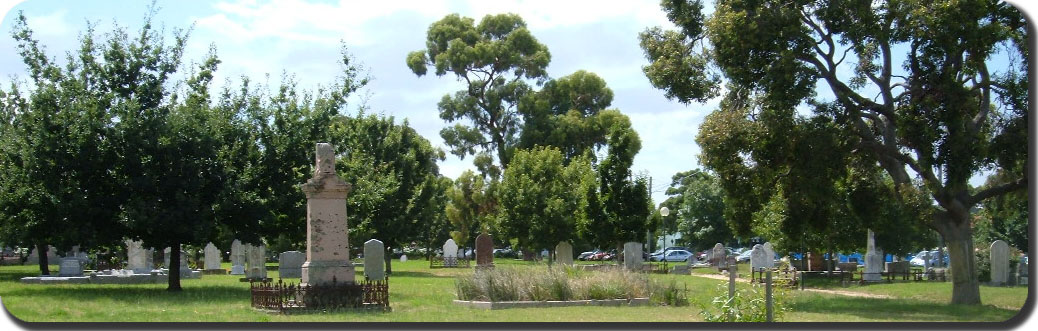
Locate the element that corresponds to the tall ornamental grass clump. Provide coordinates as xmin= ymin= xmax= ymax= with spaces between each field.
xmin=455 ymin=266 xmax=652 ymax=301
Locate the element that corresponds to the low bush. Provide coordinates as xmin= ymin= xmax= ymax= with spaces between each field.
xmin=454 ymin=265 xmax=651 ymax=301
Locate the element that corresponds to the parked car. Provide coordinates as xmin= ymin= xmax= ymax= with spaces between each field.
xmin=578 ymin=250 xmax=599 ymax=261
xmin=650 ymin=249 xmax=693 ymax=262
xmin=735 ymin=249 xmax=753 ymax=262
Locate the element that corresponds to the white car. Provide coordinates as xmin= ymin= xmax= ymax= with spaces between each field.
xmin=650 ymin=249 xmax=693 ymax=262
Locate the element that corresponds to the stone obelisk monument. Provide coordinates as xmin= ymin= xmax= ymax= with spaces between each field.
xmin=300 ymin=143 xmax=354 ymax=286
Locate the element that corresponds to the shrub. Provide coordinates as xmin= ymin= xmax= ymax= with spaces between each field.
xmin=698 ymin=281 xmax=788 ymax=322
xmin=650 ymin=278 xmax=689 ymax=306
xmin=454 ymin=265 xmax=652 ymax=302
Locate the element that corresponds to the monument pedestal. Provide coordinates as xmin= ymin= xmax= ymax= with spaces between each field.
xmin=301 ymin=260 xmax=355 ymax=285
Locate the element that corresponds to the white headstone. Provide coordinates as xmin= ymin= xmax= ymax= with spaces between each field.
xmin=126 ymin=239 xmax=151 ymax=274
xmin=204 ymin=242 xmax=222 ymax=271
xmin=364 ymin=239 xmax=386 ymax=281
xmin=762 ymin=242 xmax=776 ymax=268
xmin=278 ymin=251 xmax=305 ymax=278
xmin=245 ymin=244 xmax=267 ymax=280
xmin=990 ymin=240 xmax=1010 ymax=286
xmin=864 ymin=230 xmax=884 ymax=281
xmin=163 ymin=247 xmax=171 ymax=267
xmin=443 ymin=239 xmax=458 ymax=258
xmin=623 ymin=242 xmax=643 ymax=270
xmin=555 ymin=242 xmax=574 ymax=266
xmin=58 ymin=258 xmax=83 ymax=276
xmin=230 ymin=240 xmax=245 ymax=275
xmin=750 ymin=244 xmax=768 ymax=270
xmin=400 ymin=255 xmax=408 ymax=262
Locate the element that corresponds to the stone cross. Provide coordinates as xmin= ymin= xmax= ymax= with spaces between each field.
xmin=555 ymin=241 xmax=574 ymax=266
xmin=364 ymin=239 xmax=385 ymax=281
xmin=623 ymin=242 xmax=643 ymax=270
xmin=204 ymin=242 xmax=222 ymax=270
xmin=278 ymin=251 xmax=305 ymax=278
xmin=864 ymin=230 xmax=884 ymax=281
xmin=475 ymin=233 xmax=494 ymax=267
xmin=245 ymin=243 xmax=267 ymax=280
xmin=300 ymin=143 xmax=354 ymax=286
xmin=990 ymin=240 xmax=1010 ymax=286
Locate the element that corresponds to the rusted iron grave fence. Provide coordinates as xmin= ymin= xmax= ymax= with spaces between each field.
xmin=250 ymin=278 xmax=390 ymax=313
xmin=792 ymin=269 xmax=948 ymax=288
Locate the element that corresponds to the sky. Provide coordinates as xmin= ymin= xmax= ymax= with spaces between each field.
xmin=0 ymin=0 xmax=1032 ymax=207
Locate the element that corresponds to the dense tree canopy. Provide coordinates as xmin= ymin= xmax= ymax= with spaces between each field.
xmin=642 ymin=0 xmax=1027 ymax=304
xmin=662 ymin=170 xmax=734 ymax=251
xmin=579 ymin=123 xmax=653 ymax=256
xmin=498 ymin=147 xmax=592 ymax=258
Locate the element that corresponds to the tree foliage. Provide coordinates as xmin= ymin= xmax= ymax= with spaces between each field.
xmin=662 ymin=170 xmax=733 ymax=251
xmin=579 ymin=124 xmax=652 ymax=253
xmin=643 ymin=0 xmax=1026 ymax=304
xmin=407 ymin=13 xmax=551 ymax=175
xmin=498 ymin=147 xmax=592 ymax=256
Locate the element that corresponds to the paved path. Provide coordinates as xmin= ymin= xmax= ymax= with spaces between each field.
xmin=688 ymin=273 xmax=895 ymax=299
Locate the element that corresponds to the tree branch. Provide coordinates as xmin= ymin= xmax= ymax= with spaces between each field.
xmin=969 ymin=178 xmax=1026 ymax=206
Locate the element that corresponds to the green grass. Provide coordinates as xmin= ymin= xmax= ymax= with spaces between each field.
xmin=0 ymin=259 xmax=1028 ymax=322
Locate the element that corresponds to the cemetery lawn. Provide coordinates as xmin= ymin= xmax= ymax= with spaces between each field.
xmin=0 ymin=260 xmax=1028 ymax=323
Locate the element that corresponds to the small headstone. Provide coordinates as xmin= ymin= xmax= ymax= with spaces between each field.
xmin=623 ymin=242 xmax=643 ymax=270
xmin=475 ymin=233 xmax=494 ymax=267
xmin=25 ymin=247 xmax=39 ymax=265
xmin=58 ymin=258 xmax=83 ymax=277
xmin=278 ymin=251 xmax=305 ymax=278
xmin=762 ymin=242 xmax=776 ymax=268
xmin=711 ymin=243 xmax=726 ymax=269
xmin=204 ymin=242 xmax=222 ymax=271
xmin=555 ymin=242 xmax=574 ymax=266
xmin=245 ymin=243 xmax=267 ymax=280
xmin=400 ymin=255 xmax=407 ymax=262
xmin=864 ymin=230 xmax=884 ymax=281
xmin=749 ymin=244 xmax=768 ymax=270
xmin=230 ymin=239 xmax=245 ymax=275
xmin=443 ymin=239 xmax=459 ymax=258
xmin=364 ymin=239 xmax=385 ymax=281
xmin=443 ymin=239 xmax=459 ymax=267
xmin=163 ymin=247 xmax=171 ymax=267
xmin=990 ymin=240 xmax=1010 ymax=286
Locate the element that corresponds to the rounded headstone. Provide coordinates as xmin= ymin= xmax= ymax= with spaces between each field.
xmin=364 ymin=239 xmax=386 ymax=281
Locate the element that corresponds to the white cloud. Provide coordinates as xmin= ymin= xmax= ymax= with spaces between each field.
xmin=25 ymin=9 xmax=71 ymax=37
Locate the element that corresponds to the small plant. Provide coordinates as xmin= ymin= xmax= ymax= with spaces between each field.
xmin=650 ymin=278 xmax=688 ymax=306
xmin=698 ymin=281 xmax=788 ymax=322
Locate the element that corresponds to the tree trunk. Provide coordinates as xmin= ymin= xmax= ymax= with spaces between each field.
xmin=37 ymin=243 xmax=49 ymax=275
xmin=616 ymin=243 xmax=623 ymax=266
xmin=168 ymin=243 xmax=182 ymax=292
xmin=936 ymin=213 xmax=981 ymax=305
xmin=384 ymin=247 xmax=393 ymax=276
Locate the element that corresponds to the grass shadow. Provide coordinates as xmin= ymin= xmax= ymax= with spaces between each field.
xmin=2 ymin=284 xmax=250 ymax=304
xmin=790 ymin=294 xmax=1019 ymax=322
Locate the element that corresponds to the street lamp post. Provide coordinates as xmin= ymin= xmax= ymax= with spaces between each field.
xmin=659 ymin=206 xmax=670 ymax=273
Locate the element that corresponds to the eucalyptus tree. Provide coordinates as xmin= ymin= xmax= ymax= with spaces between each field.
xmin=579 ymin=124 xmax=652 ymax=259
xmin=641 ymin=0 xmax=1026 ymax=304
xmin=407 ymin=13 xmax=551 ymax=176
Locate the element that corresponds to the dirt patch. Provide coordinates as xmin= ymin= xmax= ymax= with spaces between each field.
xmin=688 ymin=273 xmax=894 ymax=299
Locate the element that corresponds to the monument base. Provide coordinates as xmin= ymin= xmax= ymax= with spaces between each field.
xmin=301 ymin=260 xmax=355 ymax=286
xmin=230 ymin=265 xmax=245 ymax=275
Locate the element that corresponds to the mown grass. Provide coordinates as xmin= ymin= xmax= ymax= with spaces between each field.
xmin=0 ymin=259 xmax=1028 ymax=323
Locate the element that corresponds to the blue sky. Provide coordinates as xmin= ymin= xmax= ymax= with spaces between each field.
xmin=0 ymin=0 xmax=1031 ymax=206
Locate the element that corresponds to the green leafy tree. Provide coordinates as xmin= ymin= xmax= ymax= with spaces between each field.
xmin=975 ymin=171 xmax=1028 ymax=253
xmin=407 ymin=13 xmax=551 ymax=176
xmin=642 ymin=0 xmax=1026 ymax=304
xmin=444 ymin=170 xmax=496 ymax=248
xmin=332 ymin=113 xmax=445 ymax=274
xmin=579 ymin=124 xmax=652 ymax=259
xmin=498 ymin=147 xmax=591 ymax=260
xmin=518 ymin=70 xmax=627 ymax=163
xmin=663 ymin=170 xmax=733 ymax=251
